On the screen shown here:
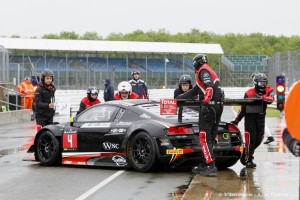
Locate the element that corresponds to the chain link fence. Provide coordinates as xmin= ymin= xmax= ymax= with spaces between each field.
xmin=268 ymin=50 xmax=300 ymax=91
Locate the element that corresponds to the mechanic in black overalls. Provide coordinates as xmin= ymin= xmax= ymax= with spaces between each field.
xmin=176 ymin=54 xmax=224 ymax=176
xmin=231 ymin=73 xmax=274 ymax=168
xmin=34 ymin=69 xmax=56 ymax=129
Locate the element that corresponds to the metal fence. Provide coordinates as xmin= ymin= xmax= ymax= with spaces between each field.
xmin=0 ymin=45 xmax=9 ymax=83
xmin=268 ymin=50 xmax=300 ymax=91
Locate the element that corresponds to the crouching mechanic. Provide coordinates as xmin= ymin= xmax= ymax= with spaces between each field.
xmin=114 ymin=81 xmax=139 ymax=100
xmin=76 ymin=86 xmax=101 ymax=116
xmin=231 ymin=73 xmax=274 ymax=168
xmin=176 ymin=54 xmax=224 ymax=176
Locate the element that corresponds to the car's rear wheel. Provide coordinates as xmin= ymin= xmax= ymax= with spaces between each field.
xmin=216 ymin=157 xmax=239 ymax=169
xmin=35 ymin=131 xmax=61 ymax=166
xmin=127 ymin=132 xmax=159 ymax=172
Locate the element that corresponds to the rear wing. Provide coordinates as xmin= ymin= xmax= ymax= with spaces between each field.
xmin=176 ymin=98 xmax=263 ymax=122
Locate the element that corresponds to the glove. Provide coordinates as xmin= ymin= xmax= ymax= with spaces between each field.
xmin=291 ymin=140 xmax=300 ymax=157
xmin=262 ymin=95 xmax=274 ymax=103
xmin=202 ymin=87 xmax=213 ymax=104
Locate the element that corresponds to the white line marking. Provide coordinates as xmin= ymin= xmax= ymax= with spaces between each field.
xmin=75 ymin=170 xmax=125 ymax=200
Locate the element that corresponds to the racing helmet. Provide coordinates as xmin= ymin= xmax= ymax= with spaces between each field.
xmin=252 ymin=72 xmax=268 ymax=94
xmin=192 ymin=54 xmax=208 ymax=71
xmin=179 ymin=74 xmax=192 ymax=84
xmin=41 ymin=69 xmax=54 ymax=83
xmin=87 ymin=86 xmax=99 ymax=95
xmin=118 ymin=81 xmax=132 ymax=99
xmin=131 ymin=69 xmax=140 ymax=76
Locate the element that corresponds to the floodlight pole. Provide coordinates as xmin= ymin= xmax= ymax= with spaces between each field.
xmin=164 ymin=58 xmax=169 ymax=88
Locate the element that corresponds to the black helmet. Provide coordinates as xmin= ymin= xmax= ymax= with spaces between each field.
xmin=179 ymin=74 xmax=192 ymax=84
xmin=41 ymin=69 xmax=54 ymax=83
xmin=131 ymin=69 xmax=140 ymax=76
xmin=87 ymin=86 xmax=99 ymax=95
xmin=193 ymin=54 xmax=208 ymax=70
xmin=252 ymin=73 xmax=268 ymax=94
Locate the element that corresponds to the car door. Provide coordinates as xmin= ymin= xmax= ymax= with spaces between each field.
xmin=74 ymin=105 xmax=119 ymax=152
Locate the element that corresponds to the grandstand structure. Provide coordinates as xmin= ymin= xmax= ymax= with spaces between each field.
xmin=0 ymin=38 xmax=223 ymax=89
xmin=221 ymin=55 xmax=269 ymax=87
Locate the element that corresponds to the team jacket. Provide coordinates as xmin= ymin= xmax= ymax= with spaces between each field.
xmin=77 ymin=97 xmax=101 ymax=115
xmin=128 ymin=79 xmax=148 ymax=99
xmin=34 ymin=83 xmax=56 ymax=118
xmin=235 ymin=86 xmax=274 ymax=122
xmin=114 ymin=92 xmax=139 ymax=100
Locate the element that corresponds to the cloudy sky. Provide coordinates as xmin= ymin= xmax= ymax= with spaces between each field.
xmin=0 ymin=0 xmax=299 ymax=38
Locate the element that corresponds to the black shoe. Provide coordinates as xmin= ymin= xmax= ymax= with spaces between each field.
xmin=192 ymin=163 xmax=206 ymax=174
xmin=193 ymin=163 xmax=218 ymax=176
xmin=246 ymin=159 xmax=256 ymax=168
xmin=263 ymin=136 xmax=274 ymax=144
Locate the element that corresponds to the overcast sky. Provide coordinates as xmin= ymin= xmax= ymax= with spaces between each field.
xmin=0 ymin=0 xmax=299 ymax=38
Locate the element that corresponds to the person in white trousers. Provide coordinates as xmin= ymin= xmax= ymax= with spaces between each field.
xmin=264 ymin=125 xmax=275 ymax=144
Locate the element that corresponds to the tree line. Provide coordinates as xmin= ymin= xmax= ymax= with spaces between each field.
xmin=8 ymin=29 xmax=300 ymax=68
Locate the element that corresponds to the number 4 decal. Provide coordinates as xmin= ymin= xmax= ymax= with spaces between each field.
xmin=63 ymin=134 xmax=78 ymax=148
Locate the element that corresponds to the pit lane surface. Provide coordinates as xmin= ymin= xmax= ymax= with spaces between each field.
xmin=0 ymin=107 xmax=299 ymax=200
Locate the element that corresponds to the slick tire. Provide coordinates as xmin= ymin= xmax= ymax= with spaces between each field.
xmin=35 ymin=131 xmax=62 ymax=166
xmin=127 ymin=131 xmax=159 ymax=172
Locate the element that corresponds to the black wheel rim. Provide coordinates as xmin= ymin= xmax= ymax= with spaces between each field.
xmin=132 ymin=137 xmax=152 ymax=166
xmin=37 ymin=134 xmax=55 ymax=162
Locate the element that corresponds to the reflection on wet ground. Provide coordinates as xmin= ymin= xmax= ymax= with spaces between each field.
xmin=0 ymin=136 xmax=34 ymax=158
xmin=182 ymin=118 xmax=299 ymax=200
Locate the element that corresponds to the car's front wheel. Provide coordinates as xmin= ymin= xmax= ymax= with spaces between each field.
xmin=127 ymin=131 xmax=159 ymax=172
xmin=35 ymin=131 xmax=61 ymax=166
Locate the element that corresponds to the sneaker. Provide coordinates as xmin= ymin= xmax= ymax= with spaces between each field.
xmin=246 ymin=159 xmax=256 ymax=168
xmin=192 ymin=163 xmax=206 ymax=174
xmin=263 ymin=136 xmax=275 ymax=144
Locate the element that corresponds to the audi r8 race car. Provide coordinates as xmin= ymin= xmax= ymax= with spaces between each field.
xmin=27 ymin=99 xmax=243 ymax=172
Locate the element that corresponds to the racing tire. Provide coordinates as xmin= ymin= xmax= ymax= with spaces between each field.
xmin=35 ymin=131 xmax=61 ymax=166
xmin=127 ymin=131 xmax=159 ymax=172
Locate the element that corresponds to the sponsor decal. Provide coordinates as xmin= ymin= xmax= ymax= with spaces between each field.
xmin=112 ymin=156 xmax=127 ymax=166
xmin=203 ymin=72 xmax=210 ymax=78
xmin=116 ymin=122 xmax=132 ymax=126
xmin=64 ymin=129 xmax=77 ymax=134
xmin=140 ymin=113 xmax=151 ymax=119
xmin=63 ymin=134 xmax=78 ymax=149
xmin=81 ymin=123 xmax=111 ymax=128
xmin=110 ymin=128 xmax=127 ymax=134
xmin=160 ymin=138 xmax=170 ymax=146
xmin=160 ymin=99 xmax=177 ymax=115
xmin=102 ymin=142 xmax=120 ymax=150
xmin=166 ymin=149 xmax=183 ymax=154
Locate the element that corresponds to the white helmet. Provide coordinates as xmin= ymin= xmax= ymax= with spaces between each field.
xmin=118 ymin=81 xmax=132 ymax=94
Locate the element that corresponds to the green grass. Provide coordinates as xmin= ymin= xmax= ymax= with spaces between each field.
xmin=233 ymin=106 xmax=280 ymax=117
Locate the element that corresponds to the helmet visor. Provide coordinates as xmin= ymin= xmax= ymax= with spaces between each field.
xmin=258 ymin=81 xmax=267 ymax=87
xmin=91 ymin=89 xmax=98 ymax=94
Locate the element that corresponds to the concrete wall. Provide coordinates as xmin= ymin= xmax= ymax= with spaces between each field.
xmin=0 ymin=110 xmax=31 ymax=126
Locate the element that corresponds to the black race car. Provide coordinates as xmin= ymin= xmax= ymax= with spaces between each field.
xmin=28 ymin=99 xmax=243 ymax=172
